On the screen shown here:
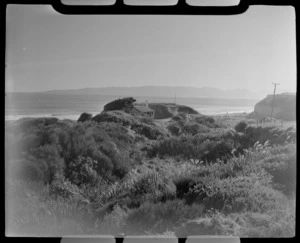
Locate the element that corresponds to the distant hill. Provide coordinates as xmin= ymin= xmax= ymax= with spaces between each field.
xmin=248 ymin=93 xmax=296 ymax=121
xmin=43 ymin=86 xmax=265 ymax=100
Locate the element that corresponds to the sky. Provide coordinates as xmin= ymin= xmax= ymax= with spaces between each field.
xmin=5 ymin=4 xmax=296 ymax=94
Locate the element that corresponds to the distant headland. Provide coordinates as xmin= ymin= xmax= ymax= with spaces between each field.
xmin=41 ymin=86 xmax=268 ymax=100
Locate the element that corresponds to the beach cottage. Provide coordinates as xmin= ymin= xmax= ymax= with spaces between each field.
xmin=129 ymin=102 xmax=154 ymax=118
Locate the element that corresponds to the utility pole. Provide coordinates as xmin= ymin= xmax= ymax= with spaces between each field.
xmin=174 ymin=93 xmax=176 ymax=105
xmin=270 ymin=82 xmax=280 ymax=120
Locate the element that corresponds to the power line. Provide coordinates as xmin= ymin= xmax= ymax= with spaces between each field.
xmin=270 ymin=82 xmax=280 ymax=120
xmin=174 ymin=93 xmax=176 ymax=105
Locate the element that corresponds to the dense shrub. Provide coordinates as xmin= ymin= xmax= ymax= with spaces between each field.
xmin=168 ymin=114 xmax=217 ymax=136
xmin=112 ymin=158 xmax=130 ymax=179
xmin=194 ymin=115 xmax=216 ymax=128
xmin=175 ymin=211 xmax=241 ymax=237
xmin=183 ymin=122 xmax=210 ymax=135
xmin=5 ymin=118 xmax=135 ymax=185
xmin=174 ymin=176 xmax=199 ymax=199
xmin=62 ymin=123 xmax=131 ymax=179
xmin=241 ymin=125 xmax=295 ymax=146
xmin=29 ymin=144 xmax=65 ymax=183
xmin=150 ymin=135 xmax=236 ymax=163
xmin=149 ymin=136 xmax=185 ymax=158
xmin=49 ymin=173 xmax=84 ymax=200
xmin=203 ymin=139 xmax=234 ymax=162
xmin=5 ymin=114 xmax=296 ymax=236
xmin=132 ymin=124 xmax=164 ymax=140
xmin=167 ymin=123 xmax=181 ymax=136
xmin=91 ymin=111 xmax=166 ymax=140
xmin=238 ymin=210 xmax=295 ymax=237
xmin=66 ymin=156 xmax=99 ymax=186
xmin=129 ymin=171 xmax=176 ymax=202
xmin=258 ymin=145 xmax=296 ymax=195
xmin=103 ymin=97 xmax=136 ymax=112
xmin=176 ymin=207 xmax=295 ymax=237
xmin=185 ymin=174 xmax=287 ymax=214
xmin=234 ymin=121 xmax=248 ymax=132
xmin=43 ymin=118 xmax=59 ymax=126
xmin=172 ymin=114 xmax=185 ymax=122
xmin=92 ymin=112 xmax=131 ymax=127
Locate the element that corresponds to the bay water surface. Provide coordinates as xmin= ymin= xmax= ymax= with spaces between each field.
xmin=5 ymin=93 xmax=259 ymax=121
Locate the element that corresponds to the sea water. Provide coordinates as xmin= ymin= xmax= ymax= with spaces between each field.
xmin=5 ymin=93 xmax=258 ymax=121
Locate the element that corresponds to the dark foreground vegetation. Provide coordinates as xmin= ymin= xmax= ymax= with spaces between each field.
xmin=5 ymin=110 xmax=296 ymax=237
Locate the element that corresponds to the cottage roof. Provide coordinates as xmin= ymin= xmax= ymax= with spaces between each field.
xmin=133 ymin=105 xmax=154 ymax=113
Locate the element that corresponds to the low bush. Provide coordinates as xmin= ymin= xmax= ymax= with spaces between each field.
xmin=194 ymin=115 xmax=216 ymax=128
xmin=238 ymin=207 xmax=295 ymax=237
xmin=241 ymin=125 xmax=295 ymax=146
xmin=92 ymin=112 xmax=131 ymax=127
xmin=132 ymin=124 xmax=164 ymax=140
xmin=66 ymin=156 xmax=100 ymax=186
xmin=234 ymin=121 xmax=248 ymax=133
xmin=174 ymin=176 xmax=199 ymax=199
xmin=29 ymin=144 xmax=65 ymax=183
xmin=49 ymin=173 xmax=84 ymax=200
xmin=258 ymin=145 xmax=296 ymax=195
xmin=98 ymin=204 xmax=128 ymax=234
xmin=129 ymin=171 xmax=176 ymax=202
xmin=185 ymin=175 xmax=287 ymax=214
xmin=150 ymin=135 xmax=235 ymax=163
xmin=176 ymin=212 xmax=241 ymax=237
xmin=125 ymin=199 xmax=204 ymax=234
xmin=172 ymin=114 xmax=185 ymax=122
xmin=176 ymin=206 xmax=295 ymax=237
xmin=5 ymin=114 xmax=296 ymax=236
xmin=183 ymin=122 xmax=210 ymax=135
xmin=167 ymin=123 xmax=181 ymax=136
xmin=6 ymin=179 xmax=94 ymax=236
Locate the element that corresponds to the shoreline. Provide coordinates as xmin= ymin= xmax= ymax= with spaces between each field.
xmin=5 ymin=111 xmax=253 ymax=122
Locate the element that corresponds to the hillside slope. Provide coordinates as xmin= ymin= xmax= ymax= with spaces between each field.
xmin=250 ymin=93 xmax=296 ymax=121
xmin=148 ymin=103 xmax=199 ymax=119
xmin=101 ymin=97 xmax=199 ymax=120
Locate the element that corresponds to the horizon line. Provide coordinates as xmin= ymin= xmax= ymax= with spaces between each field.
xmin=6 ymin=85 xmax=292 ymax=94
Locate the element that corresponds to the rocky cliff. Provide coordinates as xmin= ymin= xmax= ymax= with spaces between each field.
xmin=250 ymin=93 xmax=296 ymax=121
xmin=103 ymin=97 xmax=199 ymax=119
xmin=103 ymin=97 xmax=136 ymax=112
